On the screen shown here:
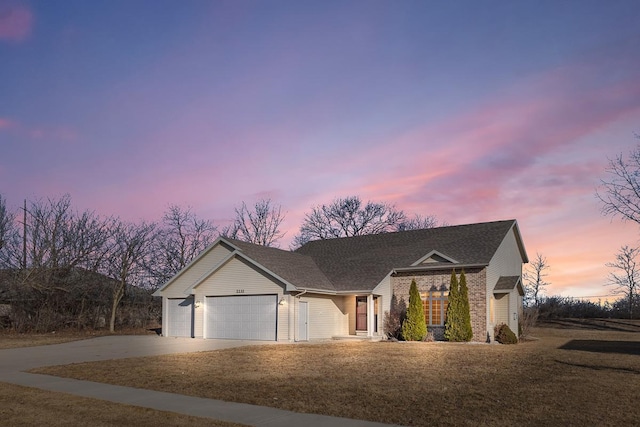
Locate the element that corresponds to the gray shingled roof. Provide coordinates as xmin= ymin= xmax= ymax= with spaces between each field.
xmin=225 ymin=239 xmax=335 ymax=291
xmin=494 ymin=276 xmax=521 ymax=292
xmin=295 ymin=220 xmax=519 ymax=292
xmin=226 ymin=220 xmax=520 ymax=293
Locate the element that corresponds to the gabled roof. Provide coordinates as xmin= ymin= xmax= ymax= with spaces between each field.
xmin=224 ymin=239 xmax=335 ymax=292
xmin=494 ymin=275 xmax=525 ymax=296
xmin=295 ymin=220 xmax=525 ymax=292
xmin=157 ymin=220 xmax=527 ymax=295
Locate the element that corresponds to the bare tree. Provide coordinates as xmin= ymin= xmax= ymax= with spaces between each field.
xmin=606 ymin=245 xmax=639 ymax=319
xmin=597 ymin=137 xmax=640 ymax=225
xmin=25 ymin=195 xmax=113 ymax=271
xmin=103 ymin=220 xmax=157 ymax=332
xmin=292 ymin=195 xmax=407 ymax=248
xmin=396 ymin=214 xmax=444 ymax=231
xmin=221 ymin=199 xmax=285 ymax=247
xmin=0 ymin=194 xmax=20 ymax=268
xmin=148 ymin=204 xmax=217 ymax=289
xmin=524 ymin=252 xmax=550 ymax=307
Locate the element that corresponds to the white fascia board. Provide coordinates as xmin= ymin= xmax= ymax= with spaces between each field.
xmin=186 ymin=249 xmax=299 ymax=293
xmin=511 ymin=220 xmax=529 ymax=264
xmin=185 ymin=250 xmax=239 ymax=294
xmin=411 ymin=250 xmax=459 ymax=266
xmin=233 ymin=251 xmax=299 ymax=292
xmin=393 ymin=263 xmax=488 ymax=274
xmin=152 ymin=236 xmax=233 ymax=296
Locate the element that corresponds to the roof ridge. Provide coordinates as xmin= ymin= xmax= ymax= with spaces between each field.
xmin=295 ymin=219 xmax=517 ymax=249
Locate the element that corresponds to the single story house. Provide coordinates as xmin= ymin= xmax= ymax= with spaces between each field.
xmin=153 ymin=219 xmax=528 ymax=342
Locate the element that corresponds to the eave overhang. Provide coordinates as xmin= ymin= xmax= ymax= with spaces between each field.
xmin=392 ymin=263 xmax=488 ymax=275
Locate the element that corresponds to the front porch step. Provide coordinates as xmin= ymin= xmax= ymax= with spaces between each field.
xmin=332 ymin=335 xmax=384 ymax=342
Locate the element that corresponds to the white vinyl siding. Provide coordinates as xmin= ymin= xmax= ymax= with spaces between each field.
xmin=299 ymin=295 xmax=348 ymax=339
xmin=487 ymin=227 xmax=524 ymax=287
xmin=486 ymin=226 xmax=525 ymax=337
xmin=161 ymin=245 xmax=233 ymax=298
xmin=205 ymin=295 xmax=277 ymax=340
xmin=193 ymin=256 xmax=288 ymax=340
xmin=372 ymin=275 xmax=392 ymax=335
xmin=494 ymin=293 xmax=509 ymax=327
xmin=167 ymin=297 xmax=193 ymax=337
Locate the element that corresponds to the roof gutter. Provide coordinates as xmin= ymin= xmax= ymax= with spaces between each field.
xmin=392 ymin=263 xmax=488 ymax=274
xmin=294 ymin=289 xmax=308 ymax=298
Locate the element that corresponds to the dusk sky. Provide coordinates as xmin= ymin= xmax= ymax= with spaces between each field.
xmin=2 ymin=1 xmax=639 ymax=301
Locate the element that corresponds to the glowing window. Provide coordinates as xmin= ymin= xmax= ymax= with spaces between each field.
xmin=421 ymin=290 xmax=449 ymax=326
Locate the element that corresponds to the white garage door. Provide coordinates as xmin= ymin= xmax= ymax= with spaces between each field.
xmin=205 ymin=295 xmax=277 ymax=341
xmin=167 ymin=297 xmax=193 ymax=337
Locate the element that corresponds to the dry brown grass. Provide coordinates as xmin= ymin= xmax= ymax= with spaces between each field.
xmin=0 ymin=382 xmax=245 ymax=427
xmin=34 ymin=325 xmax=640 ymax=427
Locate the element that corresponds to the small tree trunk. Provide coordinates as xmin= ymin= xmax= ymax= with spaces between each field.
xmin=109 ymin=281 xmax=125 ymax=333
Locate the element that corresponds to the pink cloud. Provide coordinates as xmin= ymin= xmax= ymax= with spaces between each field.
xmin=0 ymin=117 xmax=15 ymax=129
xmin=0 ymin=3 xmax=33 ymax=42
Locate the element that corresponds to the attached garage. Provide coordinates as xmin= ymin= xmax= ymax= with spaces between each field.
xmin=167 ymin=297 xmax=194 ymax=337
xmin=205 ymin=294 xmax=277 ymax=341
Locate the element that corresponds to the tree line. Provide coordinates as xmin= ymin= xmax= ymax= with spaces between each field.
xmin=0 ymin=193 xmax=443 ymax=332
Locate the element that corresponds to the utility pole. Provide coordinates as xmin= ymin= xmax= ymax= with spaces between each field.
xmin=22 ymin=199 xmax=27 ymax=270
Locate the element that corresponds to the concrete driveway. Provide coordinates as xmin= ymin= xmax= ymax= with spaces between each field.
xmin=0 ymin=335 xmax=268 ymax=372
xmin=0 ymin=335 xmax=399 ymax=427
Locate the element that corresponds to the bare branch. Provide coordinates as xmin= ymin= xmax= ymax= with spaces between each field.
xmin=523 ymin=252 xmax=550 ymax=307
xmin=222 ymin=199 xmax=285 ymax=247
xmin=606 ymin=245 xmax=639 ymax=319
xmin=596 ymin=139 xmax=640 ymax=225
xmin=148 ymin=204 xmax=217 ymax=288
xmin=292 ymin=196 xmax=416 ymax=248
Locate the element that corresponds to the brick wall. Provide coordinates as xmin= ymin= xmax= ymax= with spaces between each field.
xmin=391 ymin=267 xmax=487 ymax=342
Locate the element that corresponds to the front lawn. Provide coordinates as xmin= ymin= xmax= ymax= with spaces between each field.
xmin=33 ymin=325 xmax=640 ymax=426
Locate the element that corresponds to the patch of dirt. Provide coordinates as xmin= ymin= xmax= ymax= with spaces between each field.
xmin=33 ymin=326 xmax=640 ymax=427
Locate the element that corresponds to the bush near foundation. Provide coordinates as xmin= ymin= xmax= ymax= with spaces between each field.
xmin=401 ymin=279 xmax=427 ymax=341
xmin=494 ymin=323 xmax=518 ymax=344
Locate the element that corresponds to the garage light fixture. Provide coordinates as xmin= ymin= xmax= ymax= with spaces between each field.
xmin=279 ymin=297 xmax=286 ymax=305
xmin=194 ymin=300 xmax=202 ymax=308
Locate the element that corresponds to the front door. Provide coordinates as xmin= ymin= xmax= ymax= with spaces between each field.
xmin=298 ymin=301 xmax=308 ymax=341
xmin=356 ymin=296 xmax=367 ymax=331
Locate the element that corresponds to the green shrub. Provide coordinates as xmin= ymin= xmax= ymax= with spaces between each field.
xmin=445 ymin=269 xmax=474 ymax=342
xmin=401 ymin=279 xmax=427 ymax=341
xmin=444 ymin=269 xmax=459 ymax=341
xmin=458 ymin=270 xmax=473 ymax=341
xmin=494 ymin=323 xmax=518 ymax=344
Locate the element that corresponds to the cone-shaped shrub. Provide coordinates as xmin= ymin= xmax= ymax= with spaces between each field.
xmin=401 ymin=279 xmax=427 ymax=341
xmin=458 ymin=269 xmax=473 ymax=341
xmin=444 ymin=269 xmax=459 ymax=341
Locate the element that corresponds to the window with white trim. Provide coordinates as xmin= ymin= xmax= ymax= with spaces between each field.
xmin=421 ymin=287 xmax=449 ymax=326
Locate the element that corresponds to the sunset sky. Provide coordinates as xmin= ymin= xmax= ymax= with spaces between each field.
xmin=1 ymin=1 xmax=639 ymax=301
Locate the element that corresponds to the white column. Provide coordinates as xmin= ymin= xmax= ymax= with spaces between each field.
xmin=367 ymin=294 xmax=374 ymax=337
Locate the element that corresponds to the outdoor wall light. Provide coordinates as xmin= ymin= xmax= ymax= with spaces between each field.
xmin=195 ymin=300 xmax=202 ymax=308
xmin=279 ymin=297 xmax=286 ymax=305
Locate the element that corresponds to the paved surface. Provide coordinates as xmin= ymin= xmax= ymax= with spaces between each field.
xmin=0 ymin=335 xmax=400 ymax=427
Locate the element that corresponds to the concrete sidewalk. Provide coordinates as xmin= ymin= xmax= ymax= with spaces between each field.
xmin=0 ymin=336 xmax=401 ymax=427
